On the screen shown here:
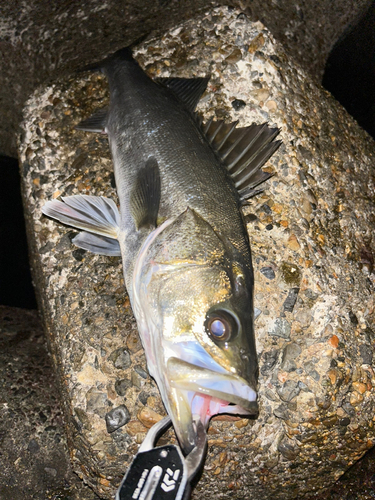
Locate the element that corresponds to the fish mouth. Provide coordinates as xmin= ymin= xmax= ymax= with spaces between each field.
xmin=166 ymin=356 xmax=258 ymax=453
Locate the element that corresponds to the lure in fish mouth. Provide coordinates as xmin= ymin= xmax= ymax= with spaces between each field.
xmin=42 ymin=47 xmax=280 ymax=453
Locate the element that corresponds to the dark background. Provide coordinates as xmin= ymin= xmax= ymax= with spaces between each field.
xmin=0 ymin=154 xmax=37 ymax=308
xmin=323 ymin=0 xmax=375 ymax=140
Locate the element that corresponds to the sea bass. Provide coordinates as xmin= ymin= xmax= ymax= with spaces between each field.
xmin=42 ymin=48 xmax=280 ymax=453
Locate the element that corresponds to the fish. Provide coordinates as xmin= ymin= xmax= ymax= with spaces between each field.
xmin=42 ymin=47 xmax=281 ymax=453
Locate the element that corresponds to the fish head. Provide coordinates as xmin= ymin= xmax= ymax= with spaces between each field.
xmin=133 ymin=208 xmax=258 ymax=453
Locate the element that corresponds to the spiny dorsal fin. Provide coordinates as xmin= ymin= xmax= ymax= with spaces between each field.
xmin=42 ymin=195 xmax=120 ymax=238
xmin=130 ymin=157 xmax=161 ymax=230
xmin=156 ymin=77 xmax=210 ymax=112
xmin=75 ymin=107 xmax=108 ymax=133
xmin=203 ymin=119 xmax=281 ymax=201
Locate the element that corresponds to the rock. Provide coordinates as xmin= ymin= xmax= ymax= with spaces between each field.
xmin=359 ymin=344 xmax=373 ymax=364
xmin=250 ymin=88 xmax=270 ymax=103
xmin=269 ymin=318 xmax=292 ymax=339
xmin=114 ymin=378 xmax=132 ymax=396
xmin=19 ymin=7 xmax=375 ymax=500
xmin=340 ymin=418 xmax=351 ymax=426
xmin=126 ymin=420 xmax=148 ymax=436
xmin=287 ymin=233 xmax=300 ymax=250
xmin=44 ymin=467 xmax=57 ymax=477
xmin=329 ymin=335 xmax=340 ymax=348
xmin=109 ymin=348 xmax=131 ymax=369
xmin=352 ymin=382 xmax=367 ymax=395
xmin=138 ymin=391 xmax=150 ymax=405
xmin=349 ymin=392 xmax=364 ymax=406
xmin=295 ymin=309 xmax=313 ymax=328
xmin=27 ymin=439 xmax=40 ymax=454
xmin=282 ymin=288 xmax=300 ymax=312
xmin=278 ymin=440 xmax=300 ymax=460
xmin=131 ymin=370 xmax=146 ymax=389
xmin=254 ymin=307 xmax=262 ymax=320
xmin=231 ymin=99 xmax=246 ymax=110
xmin=0 ymin=306 xmax=100 ymax=500
xmin=105 ymin=405 xmax=131 ymax=433
xmin=74 ymin=408 xmax=92 ymax=431
xmin=274 ymin=404 xmax=290 ymax=420
xmin=281 ymin=342 xmax=302 ymax=372
xmin=225 ymin=48 xmax=242 ymax=64
xmin=261 ymin=349 xmax=279 ymax=375
xmin=327 ymin=368 xmax=339 ymax=385
xmin=260 ymin=266 xmax=276 ymax=280
xmin=126 ymin=331 xmax=142 ymax=352
xmin=137 ymin=407 xmax=164 ymax=428
xmin=304 ymin=361 xmax=320 ymax=381
xmin=248 ymin=33 xmax=266 ymax=53
xmin=134 ymin=365 xmax=148 ymax=379
xmin=279 ymin=262 xmax=301 ymax=287
xmin=277 ymin=380 xmax=300 ymax=402
xmin=86 ymin=389 xmax=108 ymax=418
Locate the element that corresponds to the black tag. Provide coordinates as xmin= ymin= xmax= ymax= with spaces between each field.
xmin=116 ymin=445 xmax=187 ymax=500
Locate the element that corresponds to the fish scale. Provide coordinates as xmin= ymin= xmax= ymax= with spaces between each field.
xmin=112 ymin=93 xmax=243 ymax=242
xmin=110 ymin=97 xmax=251 ymax=285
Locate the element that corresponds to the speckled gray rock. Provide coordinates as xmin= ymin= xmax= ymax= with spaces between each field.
xmin=0 ymin=306 xmax=100 ymax=500
xmin=1 ymin=0 xmax=371 ymax=157
xmin=19 ymin=7 xmax=375 ymax=500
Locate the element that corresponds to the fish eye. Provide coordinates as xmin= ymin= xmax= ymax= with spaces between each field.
xmin=205 ymin=310 xmax=239 ymax=342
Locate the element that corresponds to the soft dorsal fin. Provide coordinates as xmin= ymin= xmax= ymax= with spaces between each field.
xmin=130 ymin=157 xmax=161 ymax=230
xmin=203 ymin=119 xmax=281 ymax=201
xmin=156 ymin=77 xmax=209 ymax=112
xmin=75 ymin=107 xmax=108 ymax=133
xmin=42 ymin=195 xmax=120 ymax=238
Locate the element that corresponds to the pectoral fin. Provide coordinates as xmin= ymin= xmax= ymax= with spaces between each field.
xmin=42 ymin=195 xmax=120 ymax=239
xmin=130 ymin=157 xmax=161 ymax=230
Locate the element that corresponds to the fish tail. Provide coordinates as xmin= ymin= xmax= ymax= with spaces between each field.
xmin=112 ymin=47 xmax=134 ymax=63
xmin=77 ymin=46 xmax=137 ymax=73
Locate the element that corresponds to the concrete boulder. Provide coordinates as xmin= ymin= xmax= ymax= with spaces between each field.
xmin=0 ymin=0 xmax=371 ymax=157
xmin=19 ymin=7 xmax=375 ymax=499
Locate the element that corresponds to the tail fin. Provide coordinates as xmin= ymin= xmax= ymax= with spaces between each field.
xmin=78 ymin=46 xmax=137 ymax=73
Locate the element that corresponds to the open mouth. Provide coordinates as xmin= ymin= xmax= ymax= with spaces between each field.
xmin=168 ymin=357 xmax=258 ymax=410
xmin=166 ymin=355 xmax=258 ymax=452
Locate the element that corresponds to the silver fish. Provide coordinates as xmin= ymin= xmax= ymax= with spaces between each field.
xmin=42 ymin=48 xmax=280 ymax=453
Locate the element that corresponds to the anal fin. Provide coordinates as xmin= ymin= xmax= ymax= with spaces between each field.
xmin=75 ymin=107 xmax=108 ymax=133
xmin=73 ymin=232 xmax=121 ymax=256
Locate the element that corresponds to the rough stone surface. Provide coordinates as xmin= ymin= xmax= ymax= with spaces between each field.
xmin=0 ymin=306 xmax=100 ymax=500
xmin=19 ymin=7 xmax=375 ymax=500
xmin=0 ymin=0 xmax=371 ymax=157
xmin=1 ymin=309 xmax=375 ymax=500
